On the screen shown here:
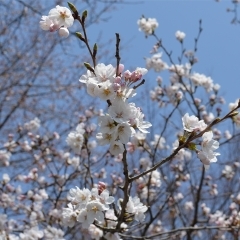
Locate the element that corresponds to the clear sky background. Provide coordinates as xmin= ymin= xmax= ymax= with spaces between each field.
xmin=84 ymin=0 xmax=239 ymax=106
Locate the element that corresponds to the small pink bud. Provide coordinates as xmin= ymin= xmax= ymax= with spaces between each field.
xmin=98 ymin=181 xmax=106 ymax=195
xmin=118 ymin=64 xmax=124 ymax=74
xmin=114 ymin=76 xmax=122 ymax=84
xmin=113 ymin=83 xmax=121 ymax=91
xmin=131 ymin=71 xmax=142 ymax=82
xmin=123 ymin=70 xmax=131 ymax=80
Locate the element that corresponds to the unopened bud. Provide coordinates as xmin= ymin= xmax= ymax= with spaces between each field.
xmin=84 ymin=62 xmax=95 ymax=73
xmin=76 ymin=32 xmax=85 ymax=42
xmin=93 ymin=43 xmax=98 ymax=58
xmin=229 ymin=111 xmax=239 ymax=118
xmin=58 ymin=27 xmax=69 ymax=38
xmin=82 ymin=10 xmax=88 ymax=22
xmin=68 ymin=2 xmax=78 ymax=15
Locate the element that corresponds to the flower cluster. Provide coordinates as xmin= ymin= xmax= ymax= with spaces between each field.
xmin=137 ymin=17 xmax=159 ymax=36
xmin=24 ymin=118 xmax=41 ymax=132
xmin=62 ymin=185 xmax=115 ymax=229
xmin=182 ymin=113 xmax=220 ymax=168
xmin=182 ymin=113 xmax=207 ymax=132
xmin=66 ymin=123 xmax=85 ymax=154
xmin=198 ymin=131 xmax=220 ymax=168
xmin=40 ymin=5 xmax=74 ymax=38
xmin=190 ymin=73 xmax=214 ymax=92
xmin=145 ymin=53 xmax=168 ymax=72
xmin=125 ymin=196 xmax=148 ymax=222
xmin=80 ymin=63 xmax=152 ymax=155
xmin=63 ymin=183 xmax=148 ymax=239
xmin=175 ymin=30 xmax=186 ymax=42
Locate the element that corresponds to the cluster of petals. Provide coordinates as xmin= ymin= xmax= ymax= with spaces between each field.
xmin=62 ymin=186 xmax=115 ymax=229
xmin=198 ymin=131 xmax=220 ymax=168
xmin=182 ymin=113 xmax=220 ymax=168
xmin=145 ymin=53 xmax=168 ymax=72
xmin=24 ymin=117 xmax=41 ymax=132
xmin=40 ymin=5 xmax=74 ymax=38
xmin=117 ymin=196 xmax=148 ymax=223
xmin=80 ymin=63 xmax=151 ymax=155
xmin=182 ymin=113 xmax=207 ymax=132
xmin=137 ymin=17 xmax=159 ymax=36
xmin=190 ymin=73 xmax=214 ymax=92
xmin=175 ymin=30 xmax=186 ymax=42
xmin=66 ymin=123 xmax=85 ymax=154
xmin=125 ymin=196 xmax=148 ymax=222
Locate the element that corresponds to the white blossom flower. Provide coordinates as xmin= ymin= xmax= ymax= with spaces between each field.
xmin=79 ymin=70 xmax=96 ymax=84
xmin=0 ymin=150 xmax=11 ymax=166
xmin=99 ymin=190 xmax=115 ymax=210
xmin=128 ymin=103 xmax=152 ymax=133
xmin=91 ymin=188 xmax=115 ymax=210
xmin=94 ymin=80 xmax=115 ymax=100
xmin=108 ymin=101 xmax=131 ymax=123
xmin=137 ymin=17 xmax=159 ymax=36
xmin=222 ymin=165 xmax=234 ymax=180
xmin=24 ymin=118 xmax=41 ymax=131
xmin=168 ymin=63 xmax=191 ymax=77
xmin=96 ymin=132 xmax=116 ymax=146
xmin=182 ymin=113 xmax=207 ymax=132
xmin=145 ymin=53 xmax=168 ymax=72
xmin=184 ymin=201 xmax=194 ymax=211
xmin=190 ymin=73 xmax=214 ymax=92
xmin=98 ymin=115 xmax=117 ymax=134
xmin=62 ymin=203 xmax=77 ymax=227
xmin=39 ymin=16 xmax=59 ymax=31
xmin=77 ymin=209 xmax=91 ymax=229
xmin=86 ymin=201 xmax=105 ymax=223
xmin=198 ymin=131 xmax=220 ymax=168
xmin=229 ymin=99 xmax=239 ymax=110
xmin=94 ymin=63 xmax=116 ymax=83
xmin=66 ymin=124 xmax=85 ymax=153
xmin=175 ymin=30 xmax=186 ymax=42
xmin=88 ymin=224 xmax=103 ymax=240
xmin=109 ymin=141 xmax=124 ymax=155
xmin=126 ymin=196 xmax=148 ymax=222
xmin=115 ymin=123 xmax=135 ymax=144
xmin=48 ymin=5 xmax=74 ymax=28
xmin=68 ymin=187 xmax=91 ymax=208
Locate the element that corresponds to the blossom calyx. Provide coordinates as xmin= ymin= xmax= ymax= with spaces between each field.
xmin=178 ymin=135 xmax=186 ymax=146
xmin=187 ymin=142 xmax=196 ymax=151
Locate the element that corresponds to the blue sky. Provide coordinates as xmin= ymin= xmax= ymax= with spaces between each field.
xmin=85 ymin=0 xmax=239 ymax=105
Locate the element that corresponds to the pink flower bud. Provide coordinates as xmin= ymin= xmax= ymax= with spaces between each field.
xmin=118 ymin=64 xmax=124 ymax=73
xmin=123 ymin=70 xmax=131 ymax=80
xmin=98 ymin=181 xmax=106 ymax=194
